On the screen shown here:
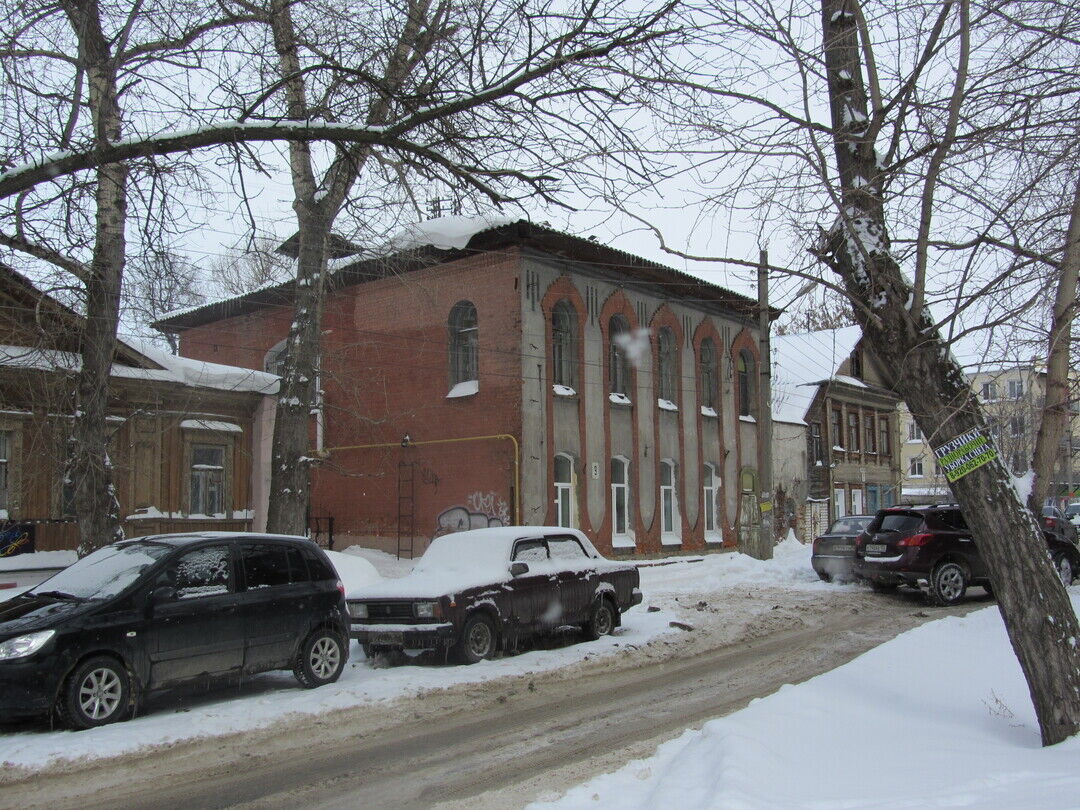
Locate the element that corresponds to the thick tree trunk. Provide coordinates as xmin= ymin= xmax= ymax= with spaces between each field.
xmin=1028 ymin=177 xmax=1080 ymax=512
xmin=65 ymin=0 xmax=127 ymax=555
xmin=821 ymin=0 xmax=1080 ymax=746
xmin=265 ymin=210 xmax=328 ymax=535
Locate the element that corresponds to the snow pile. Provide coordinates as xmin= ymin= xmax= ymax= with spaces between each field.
xmin=531 ymin=594 xmax=1080 ymax=810
xmin=0 ymin=550 xmax=77 ymax=572
xmin=387 ymin=214 xmax=515 ymax=252
xmin=340 ymin=545 xmax=415 ymax=579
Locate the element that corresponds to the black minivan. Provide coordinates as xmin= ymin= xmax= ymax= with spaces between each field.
xmin=0 ymin=532 xmax=350 ymax=729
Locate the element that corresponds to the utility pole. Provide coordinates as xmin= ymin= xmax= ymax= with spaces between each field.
xmin=756 ymin=249 xmax=774 ymax=559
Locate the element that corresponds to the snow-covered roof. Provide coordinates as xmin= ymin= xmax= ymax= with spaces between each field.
xmin=157 ymin=219 xmax=762 ymax=331
xmin=770 ymin=326 xmax=863 ymax=424
xmin=0 ymin=342 xmax=278 ymax=395
xmin=386 ymin=214 xmax=516 ymax=253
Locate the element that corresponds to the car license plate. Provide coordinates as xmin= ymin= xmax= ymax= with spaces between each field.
xmin=371 ymin=631 xmax=403 ymax=645
xmin=835 ymin=544 xmax=854 ymax=552
xmin=866 ymin=543 xmax=887 ymax=554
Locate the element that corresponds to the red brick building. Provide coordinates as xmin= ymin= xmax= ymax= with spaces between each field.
xmin=159 ymin=219 xmax=767 ymax=557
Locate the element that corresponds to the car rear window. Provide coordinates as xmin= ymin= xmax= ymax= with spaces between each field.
xmin=870 ymin=512 xmax=924 ymax=534
xmin=828 ymin=516 xmax=872 ymax=535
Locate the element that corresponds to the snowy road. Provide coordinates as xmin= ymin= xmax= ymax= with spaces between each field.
xmin=3 ymin=585 xmax=984 ymax=810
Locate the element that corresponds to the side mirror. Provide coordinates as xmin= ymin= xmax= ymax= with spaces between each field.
xmin=510 ymin=562 xmax=529 ymax=577
xmin=149 ymin=585 xmax=176 ymax=606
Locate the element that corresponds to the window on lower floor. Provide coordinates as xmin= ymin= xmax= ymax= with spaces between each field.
xmin=660 ymin=460 xmax=679 ymax=538
xmin=611 ymin=457 xmax=631 ymax=538
xmin=0 ymin=430 xmax=11 ymax=512
xmin=703 ymin=463 xmax=720 ymax=536
xmin=190 ymin=444 xmax=226 ymax=516
xmin=554 ymin=453 xmax=575 ymax=528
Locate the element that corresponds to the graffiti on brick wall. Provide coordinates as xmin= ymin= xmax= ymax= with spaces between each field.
xmin=435 ymin=490 xmax=510 ymax=536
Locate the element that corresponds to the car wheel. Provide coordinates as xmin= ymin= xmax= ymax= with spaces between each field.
xmin=582 ymin=599 xmax=617 ymax=641
xmin=869 ymin=581 xmax=898 ymax=594
xmin=61 ymin=656 xmax=131 ymax=730
xmin=456 ymin=613 xmax=497 ymax=664
xmin=1053 ymin=552 xmax=1075 ymax=587
xmin=929 ymin=561 xmax=967 ymax=607
xmin=293 ymin=629 xmax=346 ymax=688
xmin=816 ymin=571 xmax=832 ymax=583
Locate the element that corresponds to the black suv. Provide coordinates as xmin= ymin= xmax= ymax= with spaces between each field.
xmin=0 ymin=532 xmax=349 ymax=728
xmin=853 ymin=504 xmax=1080 ymax=606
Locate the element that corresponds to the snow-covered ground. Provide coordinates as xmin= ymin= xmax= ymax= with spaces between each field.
xmin=5 ymin=542 xmax=830 ymax=770
xmin=531 ymin=588 xmax=1080 ymax=809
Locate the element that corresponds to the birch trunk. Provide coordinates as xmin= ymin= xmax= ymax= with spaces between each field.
xmin=64 ymin=0 xmax=126 ymax=555
xmin=821 ymin=0 xmax=1080 ymax=746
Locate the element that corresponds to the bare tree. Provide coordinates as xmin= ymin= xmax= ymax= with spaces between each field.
xmin=211 ymin=236 xmax=294 ymax=299
xmin=123 ymin=248 xmax=205 ymax=352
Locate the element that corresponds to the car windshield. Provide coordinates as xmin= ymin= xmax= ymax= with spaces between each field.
xmin=30 ymin=542 xmax=172 ymax=600
xmin=828 ymin=516 xmax=872 ymax=534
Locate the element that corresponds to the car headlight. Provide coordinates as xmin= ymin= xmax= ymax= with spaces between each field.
xmin=348 ymin=603 xmax=368 ymax=619
xmin=414 ymin=601 xmax=439 ymax=619
xmin=0 ymin=629 xmax=56 ymax=661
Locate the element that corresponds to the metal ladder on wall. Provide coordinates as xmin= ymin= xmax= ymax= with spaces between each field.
xmin=397 ymin=461 xmax=415 ymax=559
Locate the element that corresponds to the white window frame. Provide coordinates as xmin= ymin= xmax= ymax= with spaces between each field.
xmin=660 ymin=459 xmax=681 ymax=545
xmin=610 ymin=456 xmax=633 ymax=545
xmin=834 ymin=486 xmax=847 ymax=518
xmin=1009 ymin=379 xmax=1024 ymax=399
xmin=702 ymin=463 xmax=721 ymax=541
xmin=554 ymin=453 xmax=575 ymax=529
xmin=909 ymin=456 xmax=924 ymax=477
xmin=190 ymin=443 xmax=227 ymax=517
xmin=907 ymin=421 xmax=923 ymax=442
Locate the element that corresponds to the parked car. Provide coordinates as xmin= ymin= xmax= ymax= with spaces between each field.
xmin=347 ymin=527 xmax=642 ymax=663
xmin=1066 ymin=503 xmax=1080 ymax=528
xmin=0 ymin=532 xmax=349 ymax=729
xmin=1042 ymin=505 xmax=1079 ymax=545
xmin=811 ymin=515 xmax=875 ymax=582
xmin=853 ymin=504 xmax=1080 ymax=606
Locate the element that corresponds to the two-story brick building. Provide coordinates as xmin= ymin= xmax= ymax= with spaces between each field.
xmin=771 ymin=326 xmax=902 ymax=539
xmin=158 ymin=217 xmax=769 ymax=557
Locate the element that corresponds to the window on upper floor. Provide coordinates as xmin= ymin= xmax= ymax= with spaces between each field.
xmin=907 ymin=420 xmax=923 ymax=442
xmin=1009 ymin=379 xmax=1024 ymax=399
xmin=448 ymin=300 xmax=478 ymax=388
xmin=909 ymin=456 xmax=924 ymax=477
xmin=699 ymin=338 xmax=717 ymax=410
xmin=831 ymin=409 xmax=843 ymax=449
xmin=264 ymin=338 xmax=288 ymax=377
xmin=878 ymin=417 xmax=891 ymax=458
xmin=810 ymin=422 xmax=823 ymax=464
xmin=657 ymin=327 xmax=678 ymax=405
xmin=609 ymin=314 xmax=631 ymax=397
xmin=737 ymin=350 xmax=755 ymax=417
xmin=847 ymin=412 xmax=860 ymax=452
xmin=864 ymin=413 xmax=876 ymax=454
xmin=1010 ymin=416 xmax=1025 ymax=437
xmin=849 ymin=349 xmax=863 ymax=379
xmin=981 ymin=381 xmax=998 ymax=401
xmin=0 ymin=430 xmax=11 ymax=513
xmin=551 ymin=300 xmax=578 ymax=389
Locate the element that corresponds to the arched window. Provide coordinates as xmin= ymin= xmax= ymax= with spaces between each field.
xmin=703 ymin=463 xmax=720 ymax=537
xmin=657 ymin=327 xmax=677 ymax=405
xmin=611 ymin=456 xmax=631 ymax=541
xmin=609 ymin=314 xmax=631 ymax=396
xmin=263 ymin=338 xmax=288 ymax=377
xmin=554 ymin=453 xmax=575 ymax=528
xmin=551 ymin=300 xmax=577 ymax=388
xmin=660 ymin=460 xmax=680 ymax=543
xmin=737 ymin=349 xmax=755 ymax=417
xmin=448 ymin=301 xmax=478 ymax=387
xmin=700 ymin=338 xmax=717 ymax=410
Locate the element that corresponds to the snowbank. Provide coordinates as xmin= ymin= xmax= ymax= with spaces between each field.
xmin=0 ymin=550 xmax=77 ymax=572
xmin=532 ymin=592 xmax=1080 ymax=810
